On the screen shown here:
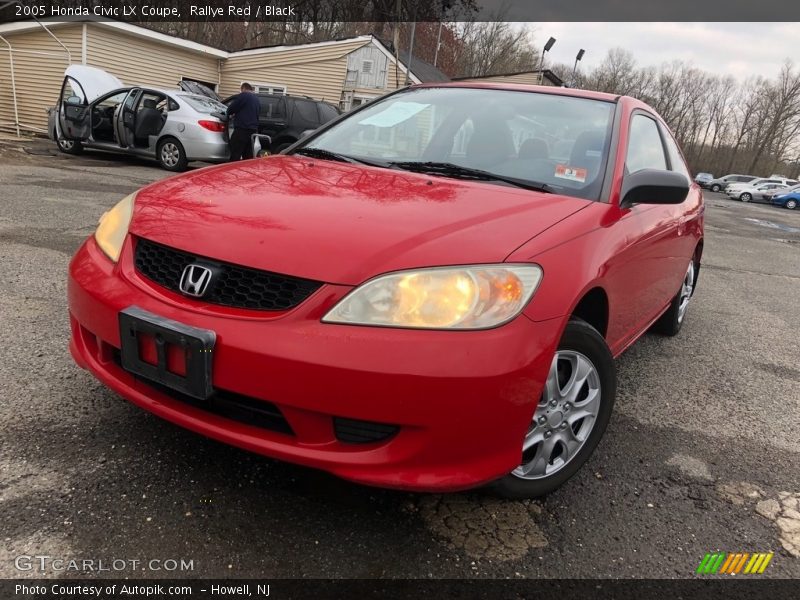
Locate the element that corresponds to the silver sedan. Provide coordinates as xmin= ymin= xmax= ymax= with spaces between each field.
xmin=48 ymin=65 xmax=229 ymax=171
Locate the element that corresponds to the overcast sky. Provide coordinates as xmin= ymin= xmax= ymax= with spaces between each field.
xmin=521 ymin=23 xmax=799 ymax=81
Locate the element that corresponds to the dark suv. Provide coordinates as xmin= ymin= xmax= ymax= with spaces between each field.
xmin=223 ymin=93 xmax=340 ymax=153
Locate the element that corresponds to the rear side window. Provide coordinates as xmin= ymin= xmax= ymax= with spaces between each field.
xmin=661 ymin=127 xmax=690 ymax=179
xmin=626 ymin=114 xmax=667 ymax=173
xmin=318 ymin=102 xmax=339 ymax=122
xmin=294 ymin=99 xmax=320 ymax=123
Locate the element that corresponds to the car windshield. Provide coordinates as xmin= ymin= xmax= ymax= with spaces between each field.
xmin=179 ymin=94 xmax=227 ymax=113
xmin=301 ymin=87 xmax=616 ymax=201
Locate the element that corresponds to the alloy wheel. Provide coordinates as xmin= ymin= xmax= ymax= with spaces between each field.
xmin=786 ymin=199 xmax=798 ymax=210
xmin=58 ymin=139 xmax=74 ymax=151
xmin=677 ymin=260 xmax=695 ymax=324
xmin=741 ymin=193 xmax=752 ymax=202
xmin=161 ymin=142 xmax=180 ymax=167
xmin=513 ymin=351 xmax=601 ymax=480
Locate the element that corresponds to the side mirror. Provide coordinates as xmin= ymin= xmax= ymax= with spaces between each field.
xmin=620 ymin=169 xmax=689 ymax=208
xmin=66 ymin=95 xmax=83 ymax=106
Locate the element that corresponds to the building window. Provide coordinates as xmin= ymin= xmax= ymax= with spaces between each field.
xmin=250 ymin=83 xmax=287 ymax=95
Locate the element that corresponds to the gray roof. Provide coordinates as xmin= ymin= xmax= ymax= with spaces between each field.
xmin=407 ymin=56 xmax=449 ymax=83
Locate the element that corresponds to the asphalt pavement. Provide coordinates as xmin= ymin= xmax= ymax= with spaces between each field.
xmin=1 ymin=138 xmax=799 ymax=579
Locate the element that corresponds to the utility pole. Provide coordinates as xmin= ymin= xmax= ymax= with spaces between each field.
xmin=433 ymin=21 xmax=443 ymax=67
xmin=405 ymin=21 xmax=416 ymax=85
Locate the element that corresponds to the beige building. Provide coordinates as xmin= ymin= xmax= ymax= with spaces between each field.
xmin=0 ymin=19 xmax=448 ymax=135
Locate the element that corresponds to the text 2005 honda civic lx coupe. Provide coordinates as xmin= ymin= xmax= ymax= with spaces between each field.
xmin=68 ymin=84 xmax=703 ymax=498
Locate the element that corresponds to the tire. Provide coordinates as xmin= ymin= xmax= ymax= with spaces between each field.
xmin=710 ymin=184 xmax=721 ymax=192
xmin=273 ymin=142 xmax=294 ymax=154
xmin=157 ymin=137 xmax=188 ymax=172
xmin=785 ymin=199 xmax=798 ymax=210
xmin=489 ymin=318 xmax=616 ymax=499
xmin=56 ymin=136 xmax=83 ymax=155
xmin=740 ymin=192 xmax=752 ymax=202
xmin=652 ymin=256 xmax=698 ymax=336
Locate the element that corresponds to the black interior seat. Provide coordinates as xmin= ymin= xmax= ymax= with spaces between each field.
xmin=568 ymin=130 xmax=605 ymax=180
xmin=134 ymin=99 xmax=164 ymax=144
xmin=464 ymin=119 xmax=515 ymax=168
xmin=518 ymin=138 xmax=549 ymax=160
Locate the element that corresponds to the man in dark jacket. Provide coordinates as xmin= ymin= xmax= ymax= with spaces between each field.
xmin=226 ymin=82 xmax=260 ymax=161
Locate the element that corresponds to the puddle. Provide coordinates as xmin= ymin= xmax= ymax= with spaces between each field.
xmin=743 ymin=218 xmax=800 ymax=234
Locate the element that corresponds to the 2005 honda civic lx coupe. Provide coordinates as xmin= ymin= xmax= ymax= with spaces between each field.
xmin=68 ymin=83 xmax=703 ymax=498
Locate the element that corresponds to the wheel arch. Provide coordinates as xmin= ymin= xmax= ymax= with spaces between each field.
xmin=569 ymin=286 xmax=610 ymax=339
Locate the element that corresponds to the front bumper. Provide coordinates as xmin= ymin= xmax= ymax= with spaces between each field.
xmin=68 ymin=237 xmax=564 ymax=492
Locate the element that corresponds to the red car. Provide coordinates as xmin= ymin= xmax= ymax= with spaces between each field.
xmin=68 ymin=83 xmax=703 ymax=498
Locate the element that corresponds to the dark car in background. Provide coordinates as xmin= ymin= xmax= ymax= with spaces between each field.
xmin=223 ymin=93 xmax=341 ymax=154
xmin=694 ymin=172 xmax=714 ymax=186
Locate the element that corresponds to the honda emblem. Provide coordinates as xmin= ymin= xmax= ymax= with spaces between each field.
xmin=179 ymin=264 xmax=213 ymax=297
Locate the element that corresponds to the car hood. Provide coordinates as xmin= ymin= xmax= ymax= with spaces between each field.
xmin=64 ymin=65 xmax=123 ymax=102
xmin=130 ymin=156 xmax=591 ymax=285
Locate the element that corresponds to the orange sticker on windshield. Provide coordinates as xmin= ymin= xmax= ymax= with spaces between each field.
xmin=555 ymin=164 xmax=587 ymax=183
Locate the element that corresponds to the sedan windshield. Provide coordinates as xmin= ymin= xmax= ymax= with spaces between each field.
xmin=301 ymin=87 xmax=616 ymax=200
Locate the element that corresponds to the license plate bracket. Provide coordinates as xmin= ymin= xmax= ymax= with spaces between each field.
xmin=119 ymin=306 xmax=216 ymax=400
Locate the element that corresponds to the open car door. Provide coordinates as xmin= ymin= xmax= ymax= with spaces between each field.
xmin=179 ymin=79 xmax=220 ymax=101
xmin=56 ymin=65 xmax=124 ymax=140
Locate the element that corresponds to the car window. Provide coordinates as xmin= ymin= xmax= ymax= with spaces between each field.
xmin=294 ymin=99 xmax=320 ymax=123
xmin=661 ymin=127 xmax=690 ymax=179
xmin=318 ymin=102 xmax=339 ymax=122
xmin=626 ymin=114 xmax=667 ymax=173
xmin=138 ymin=92 xmax=166 ymax=114
xmin=62 ymin=77 xmax=86 ymax=105
xmin=305 ymin=87 xmax=616 ymax=201
xmin=259 ymin=96 xmax=285 ymax=119
xmin=180 ymin=94 xmax=227 ymax=114
xmin=95 ymin=91 xmax=127 ymax=110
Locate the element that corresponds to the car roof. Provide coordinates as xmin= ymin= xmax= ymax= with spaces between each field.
xmin=411 ymin=82 xmax=622 ymax=103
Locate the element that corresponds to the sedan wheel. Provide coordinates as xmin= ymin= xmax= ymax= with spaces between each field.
xmin=653 ymin=256 xmax=698 ymax=336
xmin=157 ymin=138 xmax=188 ymax=172
xmin=56 ymin=137 xmax=82 ymax=155
xmin=711 ymin=184 xmax=721 ymax=192
xmin=490 ymin=319 xmax=616 ymax=499
xmin=740 ymin=192 xmax=752 ymax=202
xmin=786 ymin=199 xmax=798 ymax=210
xmin=513 ymin=351 xmax=601 ymax=480
xmin=676 ymin=260 xmax=695 ymax=324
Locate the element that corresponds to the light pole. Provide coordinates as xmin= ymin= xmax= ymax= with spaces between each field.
xmin=538 ymin=37 xmax=556 ymax=84
xmin=571 ymin=49 xmax=585 ymax=87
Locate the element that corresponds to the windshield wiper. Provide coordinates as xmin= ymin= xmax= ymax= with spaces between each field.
xmin=293 ymin=147 xmax=386 ymax=167
xmin=389 ymin=161 xmax=554 ymax=193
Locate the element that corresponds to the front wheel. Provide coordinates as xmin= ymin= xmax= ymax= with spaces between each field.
xmin=740 ymin=192 xmax=752 ymax=202
xmin=489 ymin=319 xmax=616 ymax=499
xmin=785 ymin=199 xmax=798 ymax=210
xmin=710 ymin=184 xmax=721 ymax=192
xmin=56 ymin=137 xmax=83 ymax=155
xmin=157 ymin=138 xmax=188 ymax=171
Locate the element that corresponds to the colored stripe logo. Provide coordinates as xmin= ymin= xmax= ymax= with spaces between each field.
xmin=696 ymin=552 xmax=773 ymax=574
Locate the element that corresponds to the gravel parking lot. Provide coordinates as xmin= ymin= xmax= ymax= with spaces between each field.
xmin=1 ymin=139 xmax=799 ymax=579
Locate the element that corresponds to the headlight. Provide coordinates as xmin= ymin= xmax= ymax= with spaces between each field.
xmin=322 ymin=264 xmax=543 ymax=329
xmin=94 ymin=192 xmax=135 ymax=262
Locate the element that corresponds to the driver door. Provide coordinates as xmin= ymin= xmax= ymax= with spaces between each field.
xmin=57 ymin=76 xmax=90 ymax=140
xmin=115 ymin=88 xmax=141 ymax=148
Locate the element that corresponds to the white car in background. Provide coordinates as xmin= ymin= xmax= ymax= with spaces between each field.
xmin=48 ymin=65 xmax=229 ymax=171
xmin=726 ymin=181 xmax=790 ymax=202
xmin=725 ymin=176 xmax=797 ymax=196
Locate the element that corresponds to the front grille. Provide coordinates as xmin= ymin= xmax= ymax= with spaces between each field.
xmin=113 ymin=352 xmax=294 ymax=436
xmin=134 ymin=238 xmax=322 ymax=311
xmin=333 ymin=417 xmax=399 ymax=444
